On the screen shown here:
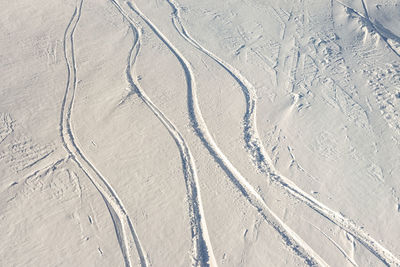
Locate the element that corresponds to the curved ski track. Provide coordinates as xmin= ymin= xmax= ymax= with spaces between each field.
xmin=119 ymin=1 xmax=331 ymax=266
xmin=110 ymin=1 xmax=217 ymax=266
xmin=165 ymin=1 xmax=400 ymax=266
xmin=60 ymin=1 xmax=147 ymax=266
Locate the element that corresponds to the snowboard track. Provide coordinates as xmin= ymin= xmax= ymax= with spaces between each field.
xmin=164 ymin=0 xmax=400 ymax=266
xmin=60 ymin=1 xmax=147 ymax=266
xmin=110 ymin=1 xmax=217 ymax=266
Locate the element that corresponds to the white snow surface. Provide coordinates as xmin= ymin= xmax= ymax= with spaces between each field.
xmin=1 ymin=0 xmax=400 ymax=266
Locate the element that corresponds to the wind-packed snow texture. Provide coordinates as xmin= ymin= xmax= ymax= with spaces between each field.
xmin=1 ymin=0 xmax=399 ymax=266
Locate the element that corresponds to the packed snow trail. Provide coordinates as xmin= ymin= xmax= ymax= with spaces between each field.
xmin=60 ymin=1 xmax=147 ymax=266
xmin=165 ymin=1 xmax=400 ymax=266
xmin=110 ymin=1 xmax=217 ymax=266
xmin=116 ymin=0 xmax=333 ymax=266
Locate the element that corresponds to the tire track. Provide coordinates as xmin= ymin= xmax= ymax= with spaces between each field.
xmin=165 ymin=1 xmax=400 ymax=266
xmin=109 ymin=1 xmax=217 ymax=266
xmin=60 ymin=1 xmax=147 ymax=266
xmin=121 ymin=1 xmax=329 ymax=266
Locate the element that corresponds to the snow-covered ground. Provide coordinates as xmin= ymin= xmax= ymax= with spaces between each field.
xmin=1 ymin=0 xmax=399 ymax=266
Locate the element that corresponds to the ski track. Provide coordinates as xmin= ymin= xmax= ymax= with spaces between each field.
xmin=110 ymin=1 xmax=217 ymax=266
xmin=60 ymin=1 xmax=147 ymax=266
xmin=359 ymin=0 xmax=400 ymax=59
xmin=117 ymin=0 xmax=333 ymax=266
xmin=310 ymin=224 xmax=358 ymax=267
xmin=165 ymin=1 xmax=400 ymax=266
xmin=334 ymin=0 xmax=400 ymax=59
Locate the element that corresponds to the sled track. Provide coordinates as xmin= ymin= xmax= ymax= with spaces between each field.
xmin=166 ymin=0 xmax=400 ymax=266
xmin=117 ymin=0 xmax=335 ymax=266
xmin=110 ymin=1 xmax=217 ymax=266
xmin=60 ymin=1 xmax=147 ymax=266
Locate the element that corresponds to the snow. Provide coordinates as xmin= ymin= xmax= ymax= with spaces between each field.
xmin=1 ymin=0 xmax=399 ymax=266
